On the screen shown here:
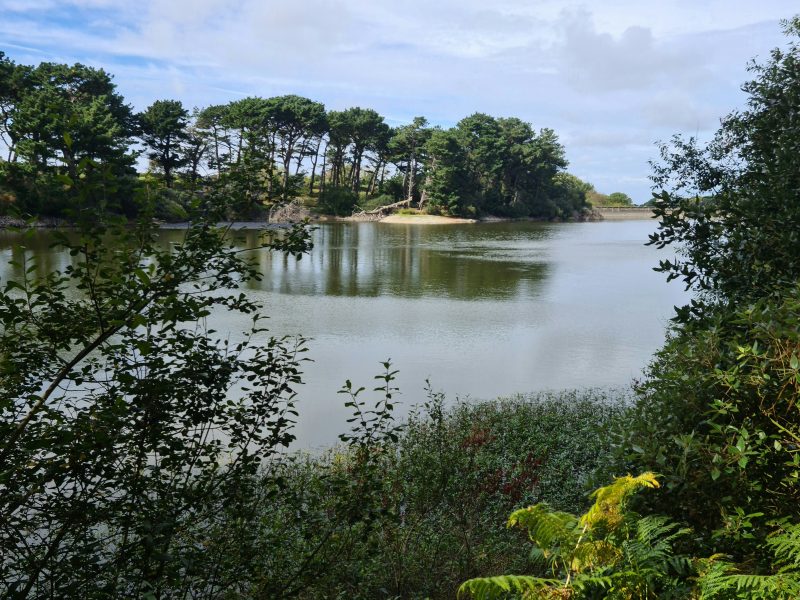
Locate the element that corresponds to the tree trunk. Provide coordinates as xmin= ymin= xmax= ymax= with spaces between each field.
xmin=351 ymin=197 xmax=412 ymax=217
xmin=212 ymin=126 xmax=221 ymax=177
xmin=236 ymin=130 xmax=243 ymax=165
xmin=282 ymin=148 xmax=292 ymax=201
xmin=163 ymin=137 xmax=173 ymax=188
xmin=366 ymin=159 xmax=382 ymax=196
xmin=419 ymin=156 xmax=436 ymax=211
xmin=295 ymin=139 xmax=308 ymax=176
xmin=379 ymin=163 xmax=387 ymax=194
xmin=267 ymin=131 xmax=276 ymax=199
xmin=320 ymin=140 xmax=328 ymax=193
xmin=309 ymin=138 xmax=322 ymax=195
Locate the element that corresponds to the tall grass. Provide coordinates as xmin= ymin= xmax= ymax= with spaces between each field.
xmin=242 ymin=388 xmax=631 ymax=599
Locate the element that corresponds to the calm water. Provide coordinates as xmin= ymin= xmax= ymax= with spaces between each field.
xmin=0 ymin=220 xmax=687 ymax=447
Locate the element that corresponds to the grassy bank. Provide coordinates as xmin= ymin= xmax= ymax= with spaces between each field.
xmin=234 ymin=388 xmax=630 ymax=599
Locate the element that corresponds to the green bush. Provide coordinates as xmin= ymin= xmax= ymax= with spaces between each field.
xmin=616 ymin=288 xmax=800 ymax=555
xmin=242 ymin=387 xmax=630 ymax=599
xmin=460 ymin=473 xmax=800 ymax=599
xmin=357 ymin=193 xmax=395 ymax=212
xmin=616 ymin=17 xmax=800 ymax=561
xmin=153 ymin=190 xmax=190 ymax=221
xmin=459 ymin=473 xmax=696 ymax=600
xmin=317 ymin=186 xmax=358 ymax=216
xmin=0 ymin=180 xmax=314 ymax=596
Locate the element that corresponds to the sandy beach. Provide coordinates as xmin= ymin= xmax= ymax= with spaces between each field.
xmin=379 ymin=214 xmax=477 ymax=224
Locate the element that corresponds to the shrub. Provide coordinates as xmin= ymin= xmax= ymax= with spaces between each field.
xmin=317 ymin=186 xmax=358 ymax=216
xmin=257 ymin=388 xmax=630 ymax=599
xmin=459 ymin=473 xmax=695 ymax=600
xmin=0 ymin=169 xmax=313 ymax=596
xmin=459 ymin=474 xmax=800 ymax=599
xmin=617 ymin=17 xmax=800 ymax=559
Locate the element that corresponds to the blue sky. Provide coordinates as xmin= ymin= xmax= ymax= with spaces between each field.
xmin=1 ymin=0 xmax=797 ymax=202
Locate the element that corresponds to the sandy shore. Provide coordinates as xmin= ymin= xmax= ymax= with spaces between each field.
xmin=595 ymin=207 xmax=657 ymax=220
xmin=379 ymin=214 xmax=477 ymax=225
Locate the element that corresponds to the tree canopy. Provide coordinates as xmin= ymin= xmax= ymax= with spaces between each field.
xmin=0 ymin=57 xmax=590 ymax=221
xmin=139 ymin=99 xmax=190 ymax=188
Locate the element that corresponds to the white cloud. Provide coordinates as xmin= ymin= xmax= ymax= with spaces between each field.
xmin=0 ymin=0 xmax=795 ymax=200
xmin=554 ymin=9 xmax=715 ymax=93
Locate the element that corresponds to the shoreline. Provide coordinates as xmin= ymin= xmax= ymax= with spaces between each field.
xmin=379 ymin=214 xmax=477 ymax=224
xmin=0 ymin=209 xmax=658 ymax=231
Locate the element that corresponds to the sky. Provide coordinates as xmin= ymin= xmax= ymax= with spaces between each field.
xmin=1 ymin=0 xmax=797 ymax=202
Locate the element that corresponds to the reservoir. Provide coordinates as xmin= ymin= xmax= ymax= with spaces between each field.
xmin=0 ymin=219 xmax=688 ymax=447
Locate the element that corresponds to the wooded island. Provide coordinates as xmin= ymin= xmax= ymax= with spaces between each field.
xmin=0 ymin=53 xmax=635 ymax=224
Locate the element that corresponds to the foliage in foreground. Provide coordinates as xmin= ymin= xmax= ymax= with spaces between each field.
xmin=260 ymin=388 xmax=628 ymax=599
xmin=459 ymin=473 xmax=693 ymax=599
xmin=460 ymin=474 xmax=800 ymax=600
xmin=612 ymin=16 xmax=800 ymax=561
xmin=0 ymin=173 xmax=313 ymax=597
xmin=0 ymin=168 xmax=627 ymax=600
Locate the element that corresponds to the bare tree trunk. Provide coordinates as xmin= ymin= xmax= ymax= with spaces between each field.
xmin=267 ymin=131 xmax=276 ymax=199
xmin=223 ymin=128 xmax=233 ymax=172
xmin=212 ymin=126 xmax=221 ymax=177
xmin=351 ymin=197 xmax=412 ymax=218
xmin=406 ymin=151 xmax=416 ymax=204
xmin=281 ymin=148 xmax=292 ymax=202
xmin=163 ymin=137 xmax=173 ymax=188
xmin=350 ymin=147 xmax=362 ymax=192
xmin=366 ymin=159 xmax=382 ymax=196
xmin=320 ymin=140 xmax=328 ymax=193
xmin=379 ymin=163 xmax=387 ymax=194
xmin=295 ymin=139 xmax=308 ymax=176
xmin=309 ymin=137 xmax=322 ymax=195
xmin=419 ymin=157 xmax=435 ymax=211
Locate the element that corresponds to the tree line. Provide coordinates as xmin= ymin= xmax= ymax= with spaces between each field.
xmin=0 ymin=53 xmax=598 ymax=221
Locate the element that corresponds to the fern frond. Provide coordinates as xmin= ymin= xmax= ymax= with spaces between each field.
xmin=509 ymin=504 xmax=581 ymax=551
xmin=635 ymin=515 xmax=689 ymax=547
xmin=706 ymin=574 xmax=800 ymax=599
xmin=768 ymin=523 xmax=800 ymax=571
xmin=457 ymin=575 xmax=560 ymax=599
xmin=529 ymin=546 xmax=557 ymax=570
xmin=572 ymin=539 xmax=621 ymax=572
xmin=623 ymin=516 xmax=691 ymax=572
xmin=667 ymin=555 xmax=694 ymax=577
xmin=697 ymin=554 xmax=800 ymax=600
xmin=570 ymin=572 xmax=617 ymax=595
xmin=582 ymin=472 xmax=660 ymax=529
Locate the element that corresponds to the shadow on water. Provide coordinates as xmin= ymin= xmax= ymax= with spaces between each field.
xmin=1 ymin=223 xmax=553 ymax=303
xmin=233 ymin=222 xmax=554 ymax=301
xmin=0 ymin=230 xmax=78 ymax=282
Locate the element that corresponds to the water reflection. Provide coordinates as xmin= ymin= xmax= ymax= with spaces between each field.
xmin=0 ymin=220 xmax=687 ymax=448
xmin=236 ymin=223 xmax=552 ymax=300
xmin=0 ymin=224 xmax=553 ymax=302
xmin=0 ymin=230 xmax=77 ymax=282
